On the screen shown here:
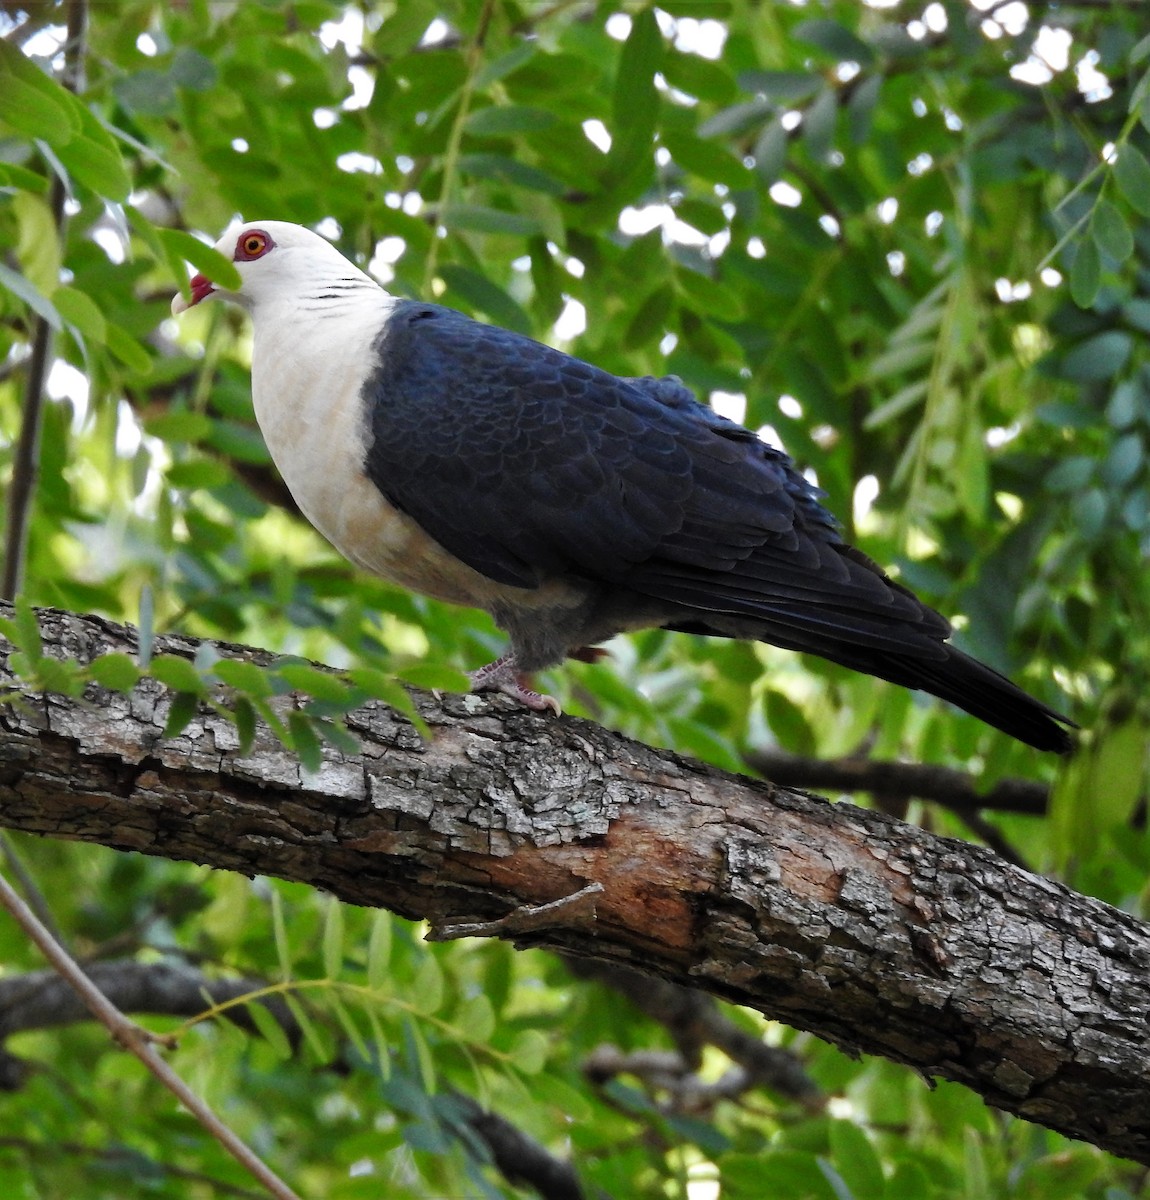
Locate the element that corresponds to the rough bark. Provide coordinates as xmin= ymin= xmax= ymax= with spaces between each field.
xmin=1 ymin=607 xmax=1148 ymax=1165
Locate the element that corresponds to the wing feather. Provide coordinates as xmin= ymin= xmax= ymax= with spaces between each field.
xmin=362 ymin=303 xmax=946 ymax=656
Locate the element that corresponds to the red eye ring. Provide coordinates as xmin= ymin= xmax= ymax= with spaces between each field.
xmin=235 ymin=228 xmax=274 ymax=261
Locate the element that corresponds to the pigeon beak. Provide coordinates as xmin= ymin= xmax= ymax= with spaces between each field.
xmin=171 ymin=273 xmax=217 ymax=315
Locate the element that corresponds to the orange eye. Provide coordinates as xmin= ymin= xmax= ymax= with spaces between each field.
xmin=235 ymin=229 xmax=274 ymax=261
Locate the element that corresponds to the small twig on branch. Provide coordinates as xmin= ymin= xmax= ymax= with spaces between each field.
xmin=428 ymin=882 xmax=604 ymax=941
xmin=0 ymin=872 xmax=302 ymax=1200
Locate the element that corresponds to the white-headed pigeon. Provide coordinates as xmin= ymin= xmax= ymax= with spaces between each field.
xmin=172 ymin=221 xmax=1074 ymax=751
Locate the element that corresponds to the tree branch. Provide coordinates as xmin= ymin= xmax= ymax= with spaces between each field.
xmin=744 ymin=749 xmax=1050 ymax=816
xmin=0 ymin=958 xmax=590 ymax=1200
xmin=1 ymin=606 xmax=1147 ymax=1166
xmin=0 ymin=870 xmax=302 ymax=1200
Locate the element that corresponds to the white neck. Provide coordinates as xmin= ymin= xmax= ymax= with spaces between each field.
xmin=247 ymin=278 xmax=399 ymax=544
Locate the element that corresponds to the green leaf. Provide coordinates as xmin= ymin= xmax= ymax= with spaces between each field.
xmin=405 ymin=1015 xmax=436 ymax=1093
xmin=367 ymin=910 xmax=393 ymax=991
xmin=323 ymin=897 xmax=345 ymax=979
xmin=248 ymin=998 xmax=293 ymax=1059
xmin=510 ymin=1029 xmax=549 ymax=1075
xmin=847 ymin=73 xmax=881 ymax=143
xmin=113 ymin=69 xmax=178 ymax=117
xmin=88 ymin=653 xmax=141 ymax=691
xmin=0 ymin=261 xmax=63 ymax=330
xmin=794 ymin=18 xmax=875 ymax=64
xmin=438 ymin=264 xmax=532 ymax=335
xmin=5 ymin=598 xmax=43 ymax=661
xmin=53 ymin=103 xmax=131 ymax=200
xmin=625 ymin=286 xmax=673 ymax=349
xmin=169 ymin=48 xmax=217 ymax=91
xmin=283 ymin=993 xmax=333 ymax=1062
xmin=393 ymin=662 xmax=470 ymax=693
xmin=802 ymin=86 xmax=838 ymax=162
xmin=232 ymin=696 xmax=257 ymax=755
xmin=1059 ymin=330 xmax=1131 ymax=381
xmin=1069 ymin=238 xmax=1101 ymax=309
xmin=455 ymin=994 xmax=495 ymax=1043
xmin=662 ymin=131 xmax=751 ymax=188
xmin=143 ymin=410 xmax=214 ymax=442
xmin=287 ymin=710 xmax=323 ymax=773
xmin=53 ymin=286 xmax=107 ymax=344
xmin=608 ymin=6 xmax=662 ymax=183
xmin=271 ymin=889 xmax=293 ymax=981
xmin=14 ymin=190 xmax=60 ymax=296
xmin=754 ymin=116 xmax=789 ymax=184
xmin=829 ymin=1119 xmax=885 ymax=1200
xmin=1092 ymin=199 xmax=1134 ymax=262
xmin=440 ymin=204 xmax=543 ymax=236
xmin=330 ymin=992 xmax=371 ymax=1065
xmin=137 ymin=586 xmax=155 ymax=668
xmin=106 ymin=324 xmax=153 ymax=374
xmin=278 ymin=663 xmax=353 ymax=705
xmin=1114 ymin=144 xmax=1150 ymax=217
xmin=33 ymin=656 xmax=86 ymax=697
xmin=475 ymin=41 xmax=537 ymax=89
xmin=166 ymin=460 xmax=231 ymax=489
xmin=151 ymin=654 xmax=207 ymax=695
xmin=739 ymin=70 xmax=821 ymax=103
xmin=411 ymin=954 xmax=443 ymax=1015
xmin=1045 ymin=456 xmax=1094 ymax=493
xmin=162 ymin=691 xmax=200 ymax=739
xmin=1101 ymin=432 xmax=1143 ymax=487
xmin=158 ymin=228 xmax=242 ymax=291
xmin=0 ymin=42 xmax=79 ymax=143
xmin=458 ymin=152 xmax=566 ymax=196
xmin=215 ymin=658 xmax=274 ymax=698
xmin=465 ymin=104 xmax=556 ymax=136
xmin=0 ymin=161 xmax=49 ymax=192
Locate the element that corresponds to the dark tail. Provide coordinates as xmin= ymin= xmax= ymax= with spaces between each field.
xmin=907 ymin=644 xmax=1076 ymax=753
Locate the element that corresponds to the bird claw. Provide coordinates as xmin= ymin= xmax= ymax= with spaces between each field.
xmin=468 ymin=656 xmax=562 ymax=715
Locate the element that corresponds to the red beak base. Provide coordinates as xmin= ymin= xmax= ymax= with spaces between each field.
xmin=172 ymin=272 xmax=217 ymax=315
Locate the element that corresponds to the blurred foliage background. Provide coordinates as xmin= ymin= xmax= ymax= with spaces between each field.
xmin=1 ymin=0 xmax=1149 ymax=1196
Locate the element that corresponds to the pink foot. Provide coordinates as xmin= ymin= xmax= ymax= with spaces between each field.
xmin=468 ymin=656 xmax=562 ymax=715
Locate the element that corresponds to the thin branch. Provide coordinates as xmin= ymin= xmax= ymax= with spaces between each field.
xmin=565 ymin=958 xmax=822 ymax=1109
xmin=0 ymin=871 xmax=302 ymax=1200
xmin=744 ymin=749 xmax=1050 ymax=816
xmin=457 ymin=1097 xmax=591 ymax=1200
xmin=0 ymin=958 xmax=591 ymax=1200
xmin=1 ymin=0 xmax=86 ymax=601
xmin=0 ymin=833 xmax=65 ymax=944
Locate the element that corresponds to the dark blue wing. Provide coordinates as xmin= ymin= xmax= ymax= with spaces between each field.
xmin=361 ymin=302 xmax=937 ymax=648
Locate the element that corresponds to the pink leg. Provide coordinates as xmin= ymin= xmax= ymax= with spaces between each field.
xmin=468 ymin=656 xmax=562 ymax=715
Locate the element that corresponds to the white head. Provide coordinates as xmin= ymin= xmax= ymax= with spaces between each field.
xmin=171 ymin=220 xmax=375 ymax=316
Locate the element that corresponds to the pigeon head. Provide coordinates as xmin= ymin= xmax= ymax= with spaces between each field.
xmin=171 ymin=220 xmax=364 ymax=316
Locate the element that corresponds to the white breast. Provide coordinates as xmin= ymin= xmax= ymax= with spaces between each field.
xmin=247 ymin=295 xmax=527 ymax=609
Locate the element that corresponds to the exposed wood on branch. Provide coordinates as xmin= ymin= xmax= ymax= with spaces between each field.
xmin=1 ymin=606 xmax=1147 ymax=1165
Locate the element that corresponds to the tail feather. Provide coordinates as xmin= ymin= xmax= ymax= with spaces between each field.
xmin=904 ymin=645 xmax=1075 ymax=753
xmin=667 ymin=615 xmax=1075 ymax=751
xmin=787 ymin=633 xmax=1076 ymax=752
